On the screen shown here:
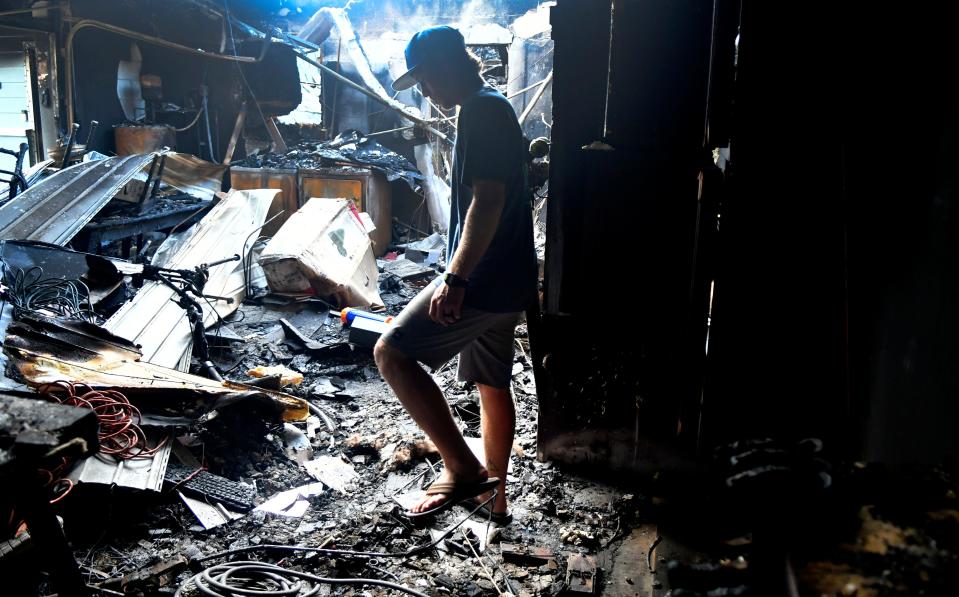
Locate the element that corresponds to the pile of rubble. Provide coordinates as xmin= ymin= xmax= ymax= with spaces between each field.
xmin=0 ymin=151 xmax=637 ymax=597
xmin=234 ymin=131 xmax=424 ymax=190
xmin=52 ymin=302 xmax=640 ymax=596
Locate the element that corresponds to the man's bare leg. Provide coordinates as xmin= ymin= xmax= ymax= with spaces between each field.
xmin=374 ymin=339 xmax=486 ymax=512
xmin=476 ymin=383 xmax=515 ymax=514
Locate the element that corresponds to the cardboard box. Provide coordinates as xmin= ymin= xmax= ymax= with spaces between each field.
xmin=259 ymin=198 xmax=383 ymax=308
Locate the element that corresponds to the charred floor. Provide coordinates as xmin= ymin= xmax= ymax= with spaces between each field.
xmin=2 ymin=1 xmax=959 ymax=596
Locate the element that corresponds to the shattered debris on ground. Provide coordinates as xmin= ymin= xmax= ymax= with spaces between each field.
xmin=0 ymin=169 xmax=630 ymax=595
xmin=8 ymin=265 xmax=631 ymax=596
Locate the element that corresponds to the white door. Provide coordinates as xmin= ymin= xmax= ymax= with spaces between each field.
xmin=0 ymin=48 xmax=29 ymax=175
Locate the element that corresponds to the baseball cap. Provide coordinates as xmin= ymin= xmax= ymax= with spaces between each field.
xmin=392 ymin=26 xmax=467 ymax=91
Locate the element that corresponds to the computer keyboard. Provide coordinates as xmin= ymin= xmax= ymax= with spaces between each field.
xmin=164 ymin=462 xmax=256 ymax=512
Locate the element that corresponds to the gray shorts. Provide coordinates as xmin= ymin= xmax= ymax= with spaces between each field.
xmin=380 ymin=280 xmax=522 ymax=389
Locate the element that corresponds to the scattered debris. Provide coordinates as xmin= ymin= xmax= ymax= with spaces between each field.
xmin=398 ymin=232 xmax=445 ymax=266
xmin=565 ymin=554 xmax=598 ymax=594
xmin=254 ymin=483 xmax=325 ymax=518
xmin=501 ymin=543 xmax=557 ymax=567
xmin=235 ymin=134 xmax=423 ymax=190
xmin=309 ymin=377 xmax=351 ymax=400
xmin=279 ymin=316 xmax=331 ymax=353
xmin=177 ymin=491 xmax=245 ymax=530
xmin=304 ymin=455 xmax=359 ymax=493
xmin=382 ymin=257 xmax=434 ymax=281
xmin=561 ymin=526 xmax=598 ymax=547
xmin=383 ymin=437 xmax=441 ymax=472
xmin=247 ymin=365 xmax=304 ymax=387
xmin=102 ymin=554 xmax=187 ymax=594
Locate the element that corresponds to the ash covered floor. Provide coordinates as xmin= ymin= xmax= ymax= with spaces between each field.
xmin=6 ymin=272 xmax=959 ymax=596
xmin=53 ymin=283 xmax=643 ymax=597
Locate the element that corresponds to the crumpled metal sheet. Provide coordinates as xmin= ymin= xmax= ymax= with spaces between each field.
xmin=0 ymin=153 xmax=162 ymax=244
xmin=67 ymin=428 xmax=173 ymax=492
xmin=2 ymin=316 xmax=309 ymax=422
xmin=161 ymin=152 xmax=228 ymax=199
xmin=104 ymin=189 xmax=277 ymax=371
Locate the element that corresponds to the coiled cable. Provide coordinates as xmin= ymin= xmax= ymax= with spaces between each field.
xmin=175 ymin=561 xmax=429 ymax=597
xmin=179 ymin=494 xmax=498 ymax=596
xmin=2 ymin=265 xmax=102 ymax=324
xmin=38 ymin=381 xmax=167 ymax=460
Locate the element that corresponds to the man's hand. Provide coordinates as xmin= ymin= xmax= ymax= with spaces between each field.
xmin=429 ymin=282 xmax=465 ymax=326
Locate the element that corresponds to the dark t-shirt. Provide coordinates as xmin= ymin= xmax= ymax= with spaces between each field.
xmin=448 ymin=85 xmax=537 ymax=313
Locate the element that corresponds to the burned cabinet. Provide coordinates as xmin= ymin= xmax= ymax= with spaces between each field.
xmin=231 ymin=166 xmax=392 ymax=256
xmin=230 ymin=167 xmax=299 ymax=237
xmin=299 ymin=167 xmax=392 ymax=257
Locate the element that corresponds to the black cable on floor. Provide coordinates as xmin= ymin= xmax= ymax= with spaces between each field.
xmin=175 ymin=561 xmax=429 ymax=597
xmin=179 ymin=451 xmax=499 ymax=597
xmin=196 ymin=491 xmax=496 ymax=564
xmin=2 ymin=265 xmax=102 ymax=323
xmin=179 ymin=496 xmax=495 ymax=596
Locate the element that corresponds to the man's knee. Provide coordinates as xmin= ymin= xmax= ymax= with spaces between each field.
xmin=375 ymin=338 xmax=414 ymax=375
xmin=373 ymin=338 xmax=393 ymax=371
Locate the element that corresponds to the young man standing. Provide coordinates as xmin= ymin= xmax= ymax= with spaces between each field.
xmin=374 ymin=26 xmax=537 ymax=522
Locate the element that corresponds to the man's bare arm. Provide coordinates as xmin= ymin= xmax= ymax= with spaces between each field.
xmin=447 ymin=179 xmax=506 ymax=279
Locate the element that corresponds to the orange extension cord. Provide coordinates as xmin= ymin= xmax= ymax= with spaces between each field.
xmin=32 ymin=381 xmax=169 ymax=504
xmin=4 ymin=382 xmax=169 ymax=536
xmin=38 ymin=381 xmax=168 ymax=460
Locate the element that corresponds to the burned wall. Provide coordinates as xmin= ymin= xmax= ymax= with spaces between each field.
xmin=66 ymin=0 xmax=250 ymax=160
xmin=841 ymin=8 xmax=959 ymax=464
xmin=703 ymin=3 xmax=959 ymax=464
xmin=703 ymin=1 xmax=848 ymax=449
xmin=536 ymin=0 xmax=713 ymax=471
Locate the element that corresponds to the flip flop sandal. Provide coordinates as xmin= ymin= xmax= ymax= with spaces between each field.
xmin=458 ymin=499 xmax=513 ymax=526
xmin=404 ymin=476 xmax=501 ymax=519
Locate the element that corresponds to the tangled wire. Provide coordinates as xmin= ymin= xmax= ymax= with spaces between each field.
xmin=2 ymin=266 xmax=102 ymax=324
xmin=38 ymin=381 xmax=167 ymax=460
xmin=176 ymin=561 xmax=429 ymax=597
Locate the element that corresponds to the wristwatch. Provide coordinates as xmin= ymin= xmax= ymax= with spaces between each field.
xmin=442 ymin=271 xmax=469 ymax=288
